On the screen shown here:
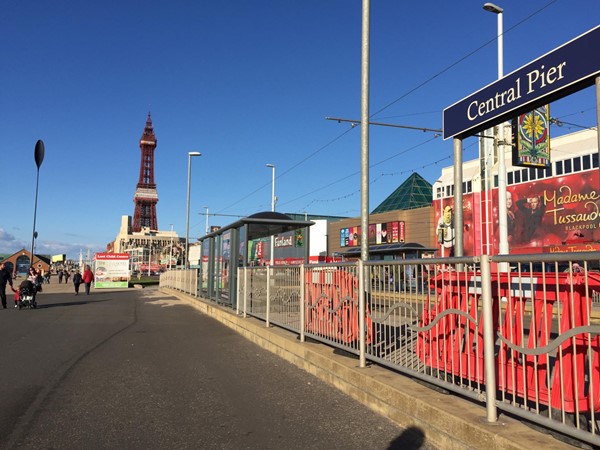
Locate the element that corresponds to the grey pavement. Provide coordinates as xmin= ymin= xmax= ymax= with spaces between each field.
xmin=164 ymin=287 xmax=584 ymax=450
xmin=0 ymin=282 xmax=431 ymax=450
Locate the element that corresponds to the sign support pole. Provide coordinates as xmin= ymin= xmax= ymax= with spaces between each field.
xmin=453 ymin=138 xmax=464 ymax=258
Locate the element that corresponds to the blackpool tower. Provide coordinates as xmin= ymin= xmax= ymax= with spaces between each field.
xmin=132 ymin=113 xmax=159 ymax=232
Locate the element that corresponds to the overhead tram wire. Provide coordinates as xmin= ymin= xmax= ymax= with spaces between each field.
xmin=368 ymin=0 xmax=559 ymax=119
xmin=550 ymin=118 xmax=597 ymax=131
xmin=298 ymin=138 xmax=480 ymax=211
xmin=217 ymin=1 xmax=559 ymax=217
xmin=279 ymin=135 xmax=440 ymax=208
xmin=325 ymin=117 xmax=442 ymax=134
xmin=215 ymin=126 xmax=357 ymax=214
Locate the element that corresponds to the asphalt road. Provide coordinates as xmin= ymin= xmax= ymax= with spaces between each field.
xmin=0 ymin=284 xmax=433 ymax=450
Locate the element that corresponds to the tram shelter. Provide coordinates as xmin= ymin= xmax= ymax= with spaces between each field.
xmin=197 ymin=211 xmax=313 ymax=308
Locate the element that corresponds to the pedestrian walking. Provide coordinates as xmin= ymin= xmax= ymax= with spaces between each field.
xmin=64 ymin=270 xmax=71 ymax=284
xmin=58 ymin=269 xmax=64 ymax=284
xmin=82 ymin=265 xmax=94 ymax=295
xmin=72 ymin=270 xmax=82 ymax=295
xmin=0 ymin=262 xmax=15 ymax=309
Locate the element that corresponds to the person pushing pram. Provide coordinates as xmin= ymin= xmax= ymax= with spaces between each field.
xmin=14 ymin=267 xmax=42 ymax=308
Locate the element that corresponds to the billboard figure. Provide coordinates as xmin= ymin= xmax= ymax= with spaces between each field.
xmin=516 ymin=195 xmax=546 ymax=244
xmin=436 ymin=206 xmax=455 ymax=256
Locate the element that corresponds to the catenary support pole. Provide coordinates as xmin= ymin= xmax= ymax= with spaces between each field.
xmin=360 ymin=0 xmax=370 ymax=263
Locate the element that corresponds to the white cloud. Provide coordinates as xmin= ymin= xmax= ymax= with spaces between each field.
xmin=0 ymin=229 xmax=26 ymax=253
xmin=0 ymin=229 xmax=104 ymax=260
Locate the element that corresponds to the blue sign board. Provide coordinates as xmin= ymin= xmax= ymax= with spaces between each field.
xmin=443 ymin=25 xmax=600 ymax=140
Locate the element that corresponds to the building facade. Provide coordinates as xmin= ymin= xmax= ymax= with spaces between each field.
xmin=112 ymin=215 xmax=183 ymax=271
xmin=328 ymin=173 xmax=437 ymax=260
xmin=0 ymin=249 xmax=51 ymax=276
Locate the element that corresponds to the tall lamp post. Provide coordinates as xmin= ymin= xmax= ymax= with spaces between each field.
xmin=483 ymin=2 xmax=509 ymax=270
xmin=266 ymin=163 xmax=276 ymax=266
xmin=203 ymin=205 xmax=209 ymax=234
xmin=185 ymin=151 xmax=202 ymax=268
xmin=169 ymin=223 xmax=174 ymax=270
xmin=31 ymin=140 xmax=45 ymax=268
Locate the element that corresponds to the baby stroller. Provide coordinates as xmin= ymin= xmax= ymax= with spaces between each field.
xmin=16 ymin=280 xmax=37 ymax=309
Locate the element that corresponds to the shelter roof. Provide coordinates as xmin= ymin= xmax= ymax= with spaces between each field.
xmin=200 ymin=211 xmax=313 ymax=241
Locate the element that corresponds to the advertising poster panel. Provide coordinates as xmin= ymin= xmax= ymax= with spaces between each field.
xmin=340 ymin=222 xmax=403 ymax=247
xmin=434 ymin=170 xmax=600 ymax=257
xmin=512 ymin=106 xmax=551 ymax=168
xmin=493 ymin=170 xmax=600 ymax=254
xmin=433 ymin=193 xmax=477 ymax=256
xmin=95 ymin=253 xmax=130 ymax=288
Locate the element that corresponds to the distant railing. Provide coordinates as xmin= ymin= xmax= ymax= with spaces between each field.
xmin=161 ymin=252 xmax=600 ymax=447
xmin=159 ymin=268 xmax=198 ymax=297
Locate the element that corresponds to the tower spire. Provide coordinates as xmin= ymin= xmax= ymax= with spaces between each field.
xmin=132 ymin=113 xmax=159 ymax=232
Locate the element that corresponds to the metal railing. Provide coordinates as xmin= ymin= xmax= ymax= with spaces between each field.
xmin=159 ymin=268 xmax=198 ymax=297
xmin=161 ymin=252 xmax=600 ymax=447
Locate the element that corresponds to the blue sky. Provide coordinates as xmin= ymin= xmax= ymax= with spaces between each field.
xmin=1 ymin=0 xmax=598 ymax=260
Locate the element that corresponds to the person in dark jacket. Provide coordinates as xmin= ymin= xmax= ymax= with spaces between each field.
xmin=0 ymin=262 xmax=14 ymax=309
xmin=72 ymin=270 xmax=83 ymax=295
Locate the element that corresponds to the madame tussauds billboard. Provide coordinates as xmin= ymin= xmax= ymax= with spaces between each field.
xmin=434 ymin=170 xmax=600 ymax=257
xmin=493 ymin=170 xmax=600 ymax=254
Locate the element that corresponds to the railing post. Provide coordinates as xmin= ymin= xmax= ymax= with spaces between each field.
xmin=480 ymin=254 xmax=498 ymax=422
xmin=236 ymin=267 xmax=240 ymax=315
xmin=358 ymin=259 xmax=366 ymax=368
xmin=266 ymin=267 xmax=271 ymax=327
xmin=300 ymin=264 xmax=305 ymax=342
xmin=243 ymin=267 xmax=248 ymax=318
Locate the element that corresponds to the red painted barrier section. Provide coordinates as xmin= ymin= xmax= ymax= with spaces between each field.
xmin=417 ymin=270 xmax=600 ymax=413
xmin=304 ymin=269 xmax=372 ymax=345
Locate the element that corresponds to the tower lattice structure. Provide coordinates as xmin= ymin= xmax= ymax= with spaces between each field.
xmin=132 ymin=113 xmax=159 ymax=232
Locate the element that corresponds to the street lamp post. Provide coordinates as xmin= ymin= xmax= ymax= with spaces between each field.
xmin=204 ymin=206 xmax=209 ymax=234
xmin=266 ymin=163 xmax=276 ymax=266
xmin=483 ymin=2 xmax=509 ymax=270
xmin=185 ymin=152 xmax=202 ymax=268
xmin=31 ymin=140 xmax=45 ymax=269
xmin=169 ymin=223 xmax=174 ymax=270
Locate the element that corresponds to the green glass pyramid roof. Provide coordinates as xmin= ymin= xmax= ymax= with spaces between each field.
xmin=372 ymin=173 xmax=432 ymax=213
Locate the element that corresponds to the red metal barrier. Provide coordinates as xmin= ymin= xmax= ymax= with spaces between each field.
xmin=304 ymin=268 xmax=372 ymax=344
xmin=417 ymin=270 xmax=600 ymax=413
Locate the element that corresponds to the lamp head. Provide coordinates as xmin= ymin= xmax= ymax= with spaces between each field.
xmin=266 ymin=163 xmax=275 ymax=168
xmin=189 ymin=151 xmax=202 ymax=157
xmin=483 ymin=2 xmax=503 ymax=14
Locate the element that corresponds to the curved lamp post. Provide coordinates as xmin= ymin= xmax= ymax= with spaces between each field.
xmin=266 ymin=163 xmax=276 ymax=266
xmin=185 ymin=151 xmax=202 ymax=268
xmin=31 ymin=140 xmax=45 ymax=268
xmin=483 ymin=2 xmax=509 ymax=271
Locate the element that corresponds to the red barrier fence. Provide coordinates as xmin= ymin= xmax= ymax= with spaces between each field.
xmin=304 ymin=268 xmax=373 ymax=345
xmin=417 ymin=270 xmax=600 ymax=414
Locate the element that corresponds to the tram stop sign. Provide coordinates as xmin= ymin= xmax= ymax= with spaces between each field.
xmin=443 ymin=25 xmax=600 ymax=140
